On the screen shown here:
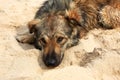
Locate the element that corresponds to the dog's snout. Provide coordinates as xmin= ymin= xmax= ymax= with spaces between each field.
xmin=46 ymin=58 xmax=57 ymax=67
xmin=43 ymin=52 xmax=61 ymax=67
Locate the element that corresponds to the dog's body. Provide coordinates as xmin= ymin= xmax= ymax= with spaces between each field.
xmin=16 ymin=0 xmax=120 ymax=67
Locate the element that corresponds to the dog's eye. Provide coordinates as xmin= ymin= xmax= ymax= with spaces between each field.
xmin=40 ymin=38 xmax=46 ymax=45
xmin=57 ymin=37 xmax=64 ymax=43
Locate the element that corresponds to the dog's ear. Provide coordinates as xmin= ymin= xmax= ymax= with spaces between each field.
xmin=65 ymin=9 xmax=88 ymax=46
xmin=65 ymin=8 xmax=83 ymax=26
xmin=65 ymin=9 xmax=82 ymax=35
xmin=28 ymin=19 xmax=40 ymax=33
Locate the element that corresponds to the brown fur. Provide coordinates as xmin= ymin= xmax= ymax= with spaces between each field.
xmin=16 ymin=0 xmax=120 ymax=67
xmin=99 ymin=0 xmax=120 ymax=28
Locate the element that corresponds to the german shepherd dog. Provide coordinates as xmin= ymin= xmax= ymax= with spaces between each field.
xmin=16 ymin=0 xmax=120 ymax=67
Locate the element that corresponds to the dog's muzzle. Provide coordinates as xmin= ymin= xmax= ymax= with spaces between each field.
xmin=42 ymin=52 xmax=63 ymax=67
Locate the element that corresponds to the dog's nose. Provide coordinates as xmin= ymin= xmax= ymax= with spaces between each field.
xmin=46 ymin=58 xmax=57 ymax=67
xmin=43 ymin=52 xmax=62 ymax=67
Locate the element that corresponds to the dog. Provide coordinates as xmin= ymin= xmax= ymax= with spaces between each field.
xmin=16 ymin=0 xmax=120 ymax=67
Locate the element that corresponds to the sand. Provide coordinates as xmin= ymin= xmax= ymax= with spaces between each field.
xmin=0 ymin=0 xmax=120 ymax=80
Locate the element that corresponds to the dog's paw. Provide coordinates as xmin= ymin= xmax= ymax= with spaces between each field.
xmin=99 ymin=5 xmax=120 ymax=29
xmin=16 ymin=35 xmax=28 ymax=43
xmin=98 ymin=6 xmax=112 ymax=29
xmin=16 ymin=34 xmax=34 ymax=43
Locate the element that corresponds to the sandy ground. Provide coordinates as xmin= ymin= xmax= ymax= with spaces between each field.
xmin=0 ymin=0 xmax=120 ymax=80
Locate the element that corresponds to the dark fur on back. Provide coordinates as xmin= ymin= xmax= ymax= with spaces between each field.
xmin=35 ymin=0 xmax=72 ymax=18
xmin=35 ymin=0 xmax=113 ymax=31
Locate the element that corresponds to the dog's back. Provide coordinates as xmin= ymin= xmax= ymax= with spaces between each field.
xmin=35 ymin=0 xmax=120 ymax=30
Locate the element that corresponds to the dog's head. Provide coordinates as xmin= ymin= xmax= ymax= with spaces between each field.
xmin=28 ymin=10 xmax=85 ymax=67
